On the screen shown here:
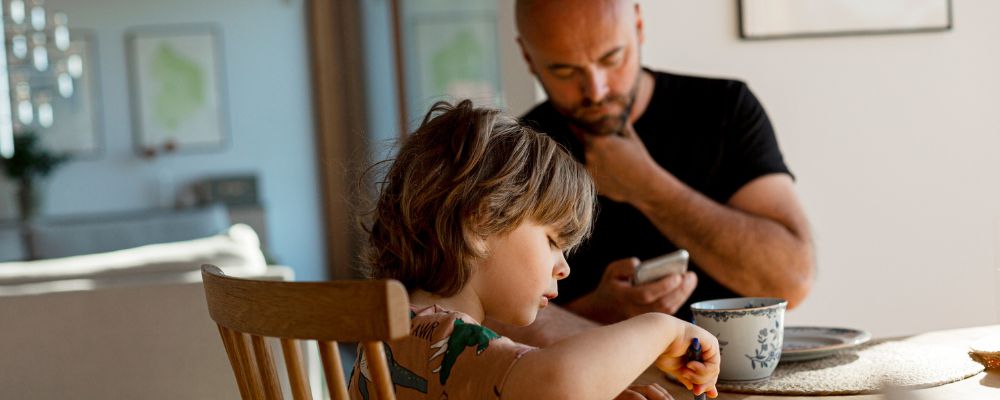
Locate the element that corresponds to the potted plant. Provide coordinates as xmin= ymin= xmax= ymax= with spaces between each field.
xmin=0 ymin=132 xmax=70 ymax=221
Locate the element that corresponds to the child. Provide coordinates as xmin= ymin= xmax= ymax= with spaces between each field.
xmin=351 ymin=100 xmax=720 ymax=399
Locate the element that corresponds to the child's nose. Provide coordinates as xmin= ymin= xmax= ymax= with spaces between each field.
xmin=553 ymin=254 xmax=570 ymax=280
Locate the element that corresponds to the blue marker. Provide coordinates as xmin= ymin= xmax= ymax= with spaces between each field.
xmin=686 ymin=338 xmax=706 ymax=400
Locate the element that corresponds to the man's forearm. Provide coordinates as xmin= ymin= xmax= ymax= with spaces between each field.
xmin=563 ymin=289 xmax=611 ymax=324
xmin=633 ymin=170 xmax=814 ymax=308
xmin=484 ymin=304 xmax=601 ymax=347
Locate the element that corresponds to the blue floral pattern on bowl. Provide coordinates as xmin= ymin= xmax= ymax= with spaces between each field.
xmin=745 ymin=319 xmax=782 ymax=370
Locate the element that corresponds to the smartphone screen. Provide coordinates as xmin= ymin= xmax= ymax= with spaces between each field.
xmin=633 ymin=249 xmax=689 ymax=285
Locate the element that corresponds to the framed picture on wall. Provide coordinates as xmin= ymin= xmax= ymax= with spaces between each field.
xmin=126 ymin=24 xmax=228 ymax=156
xmin=30 ymin=29 xmax=104 ymax=158
xmin=739 ymin=0 xmax=953 ymax=40
xmin=407 ymin=14 xmax=503 ymax=124
xmin=394 ymin=0 xmax=504 ymax=134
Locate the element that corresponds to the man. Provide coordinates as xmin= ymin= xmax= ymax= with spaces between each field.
xmin=490 ymin=0 xmax=815 ymax=345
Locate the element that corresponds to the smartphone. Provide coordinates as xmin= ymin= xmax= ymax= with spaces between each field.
xmin=632 ymin=249 xmax=689 ymax=285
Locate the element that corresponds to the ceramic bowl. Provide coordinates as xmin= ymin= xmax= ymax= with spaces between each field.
xmin=690 ymin=297 xmax=787 ymax=382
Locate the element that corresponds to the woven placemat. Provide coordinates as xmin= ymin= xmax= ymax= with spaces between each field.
xmin=716 ymin=339 xmax=985 ymax=395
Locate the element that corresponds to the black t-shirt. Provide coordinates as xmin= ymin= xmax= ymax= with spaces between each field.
xmin=521 ymin=69 xmax=792 ymax=321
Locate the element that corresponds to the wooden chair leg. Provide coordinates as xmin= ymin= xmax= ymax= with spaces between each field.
xmin=363 ymin=341 xmax=395 ymax=400
xmin=280 ymin=338 xmax=313 ymax=400
xmin=252 ymin=335 xmax=283 ymax=400
xmin=319 ymin=340 xmax=350 ymax=400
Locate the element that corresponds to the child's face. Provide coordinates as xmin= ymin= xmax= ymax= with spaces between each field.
xmin=475 ymin=220 xmax=570 ymax=326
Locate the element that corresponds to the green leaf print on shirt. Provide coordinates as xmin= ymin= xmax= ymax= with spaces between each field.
xmin=430 ymin=319 xmax=500 ymax=385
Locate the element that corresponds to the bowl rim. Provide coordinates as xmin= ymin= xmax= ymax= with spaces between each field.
xmin=690 ymin=297 xmax=787 ymax=312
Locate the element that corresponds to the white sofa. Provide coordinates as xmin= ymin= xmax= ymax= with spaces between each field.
xmin=0 ymin=224 xmax=295 ymax=399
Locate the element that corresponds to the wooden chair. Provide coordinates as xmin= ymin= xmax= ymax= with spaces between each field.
xmin=201 ymin=264 xmax=410 ymax=400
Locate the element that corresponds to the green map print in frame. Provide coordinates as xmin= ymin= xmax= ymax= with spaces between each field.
xmin=407 ymin=13 xmax=502 ymax=129
xmin=126 ymin=24 xmax=227 ymax=155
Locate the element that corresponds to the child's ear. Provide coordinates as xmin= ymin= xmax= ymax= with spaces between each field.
xmin=466 ymin=230 xmax=490 ymax=260
xmin=461 ymin=218 xmax=487 ymax=258
xmin=463 ymin=210 xmax=491 ymax=257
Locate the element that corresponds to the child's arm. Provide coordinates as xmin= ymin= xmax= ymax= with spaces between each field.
xmin=502 ymin=312 xmax=719 ymax=400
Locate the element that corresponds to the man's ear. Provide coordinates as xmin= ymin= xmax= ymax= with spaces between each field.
xmin=634 ymin=3 xmax=645 ymax=45
xmin=517 ymin=37 xmax=539 ymax=76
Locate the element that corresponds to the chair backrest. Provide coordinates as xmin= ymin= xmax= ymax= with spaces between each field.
xmin=201 ymin=264 xmax=410 ymax=400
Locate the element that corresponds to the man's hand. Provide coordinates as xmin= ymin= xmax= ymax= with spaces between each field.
xmin=615 ymin=383 xmax=674 ymax=400
xmin=565 ymin=257 xmax=697 ymax=324
xmin=582 ymin=123 xmax=662 ymax=204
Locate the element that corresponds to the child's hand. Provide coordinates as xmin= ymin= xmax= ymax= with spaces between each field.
xmin=654 ymin=323 xmax=721 ymax=398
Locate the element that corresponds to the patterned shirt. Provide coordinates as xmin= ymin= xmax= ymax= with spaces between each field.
xmin=349 ymin=304 xmax=535 ymax=399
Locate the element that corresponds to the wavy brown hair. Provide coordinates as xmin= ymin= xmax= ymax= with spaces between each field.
xmin=363 ymin=100 xmax=595 ymax=296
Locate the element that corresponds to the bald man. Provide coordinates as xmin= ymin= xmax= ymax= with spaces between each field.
xmin=490 ymin=0 xmax=815 ymax=346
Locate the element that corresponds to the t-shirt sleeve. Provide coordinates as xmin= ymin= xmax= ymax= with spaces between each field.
xmin=433 ymin=318 xmax=535 ymax=399
xmin=718 ymin=81 xmax=793 ymax=202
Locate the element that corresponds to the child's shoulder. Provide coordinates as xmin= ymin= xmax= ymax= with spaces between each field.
xmin=405 ymin=304 xmax=534 ymax=398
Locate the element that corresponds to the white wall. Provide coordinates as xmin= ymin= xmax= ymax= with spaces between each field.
xmin=499 ymin=0 xmax=1000 ymax=337
xmin=0 ymin=0 xmax=327 ymax=281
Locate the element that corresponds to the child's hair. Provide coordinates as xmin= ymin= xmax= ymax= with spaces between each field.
xmin=364 ymin=100 xmax=596 ymax=296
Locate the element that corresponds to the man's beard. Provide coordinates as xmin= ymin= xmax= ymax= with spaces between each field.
xmin=561 ymin=84 xmax=638 ymax=137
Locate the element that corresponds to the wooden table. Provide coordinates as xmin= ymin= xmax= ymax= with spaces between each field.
xmin=635 ymin=325 xmax=999 ymax=399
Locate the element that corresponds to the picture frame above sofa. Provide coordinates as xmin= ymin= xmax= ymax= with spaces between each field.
xmin=126 ymin=24 xmax=229 ymax=157
xmin=34 ymin=29 xmax=104 ymax=158
xmin=739 ymin=0 xmax=953 ymax=40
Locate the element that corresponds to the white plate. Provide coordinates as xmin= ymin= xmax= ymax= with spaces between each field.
xmin=780 ymin=326 xmax=871 ymax=362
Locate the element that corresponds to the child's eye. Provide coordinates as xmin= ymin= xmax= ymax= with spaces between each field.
xmin=548 ymin=237 xmax=559 ymax=249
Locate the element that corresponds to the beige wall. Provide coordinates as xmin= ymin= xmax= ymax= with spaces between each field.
xmin=499 ymin=0 xmax=1000 ymax=337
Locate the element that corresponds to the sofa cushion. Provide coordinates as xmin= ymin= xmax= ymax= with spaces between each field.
xmin=0 ymin=224 xmax=266 ymax=291
xmin=0 ymin=223 xmax=24 ymax=262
